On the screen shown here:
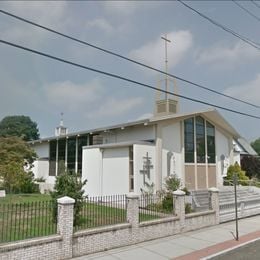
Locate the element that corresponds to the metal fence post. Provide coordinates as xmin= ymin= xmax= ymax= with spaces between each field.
xmin=233 ymin=173 xmax=239 ymax=241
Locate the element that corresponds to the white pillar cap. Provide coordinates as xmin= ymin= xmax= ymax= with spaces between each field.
xmin=57 ymin=196 xmax=75 ymax=204
xmin=173 ymin=189 xmax=186 ymax=196
xmin=208 ymin=187 xmax=219 ymax=192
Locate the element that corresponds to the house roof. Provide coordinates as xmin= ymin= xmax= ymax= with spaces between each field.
xmin=236 ymin=138 xmax=257 ymax=156
xmin=30 ymin=108 xmax=241 ymax=144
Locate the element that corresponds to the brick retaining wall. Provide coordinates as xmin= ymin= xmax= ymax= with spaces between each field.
xmin=0 ymin=188 xmax=219 ymax=260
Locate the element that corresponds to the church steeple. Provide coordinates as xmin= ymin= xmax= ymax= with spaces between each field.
xmin=154 ymin=34 xmax=179 ymax=117
xmin=55 ymin=112 xmax=68 ymax=136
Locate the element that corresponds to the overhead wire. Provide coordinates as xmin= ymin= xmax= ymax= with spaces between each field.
xmin=0 ymin=8 xmax=259 ymax=109
xmin=178 ymin=0 xmax=260 ymax=49
xmin=251 ymin=0 xmax=260 ymax=9
xmin=232 ymin=0 xmax=260 ymax=22
xmin=0 ymin=38 xmax=260 ymax=120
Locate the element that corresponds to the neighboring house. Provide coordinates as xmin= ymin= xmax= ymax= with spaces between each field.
xmin=233 ymin=138 xmax=258 ymax=161
xmin=30 ymin=98 xmax=250 ymax=196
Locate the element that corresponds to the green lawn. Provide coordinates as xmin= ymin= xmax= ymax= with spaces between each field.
xmin=0 ymin=194 xmax=55 ymax=243
xmin=0 ymin=194 xmax=168 ymax=243
xmin=0 ymin=193 xmax=51 ymax=204
xmin=75 ymin=202 xmax=127 ymax=231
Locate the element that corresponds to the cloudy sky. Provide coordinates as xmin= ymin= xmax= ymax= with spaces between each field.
xmin=0 ymin=1 xmax=260 ymax=141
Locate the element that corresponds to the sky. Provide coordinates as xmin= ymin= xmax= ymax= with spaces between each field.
xmin=0 ymin=1 xmax=260 ymax=142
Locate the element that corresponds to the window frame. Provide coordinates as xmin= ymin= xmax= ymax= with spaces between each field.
xmin=184 ymin=116 xmax=216 ymax=164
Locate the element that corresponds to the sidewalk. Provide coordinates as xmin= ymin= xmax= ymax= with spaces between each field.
xmin=73 ymin=215 xmax=260 ymax=260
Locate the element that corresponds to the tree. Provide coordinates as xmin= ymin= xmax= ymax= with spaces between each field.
xmin=0 ymin=115 xmax=40 ymax=141
xmin=241 ymin=156 xmax=260 ymax=179
xmin=251 ymin=138 xmax=260 ymax=156
xmin=0 ymin=136 xmax=38 ymax=193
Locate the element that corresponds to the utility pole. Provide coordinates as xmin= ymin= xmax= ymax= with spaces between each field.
xmin=161 ymin=34 xmax=171 ymax=100
xmin=233 ymin=173 xmax=239 ymax=241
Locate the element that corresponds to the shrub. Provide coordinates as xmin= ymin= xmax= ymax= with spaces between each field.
xmin=181 ymin=187 xmax=190 ymax=195
xmin=50 ymin=171 xmax=87 ymax=226
xmin=225 ymin=162 xmax=249 ymax=186
xmin=185 ymin=203 xmax=193 ymax=214
xmin=162 ymin=193 xmax=174 ymax=213
xmin=18 ymin=171 xmax=39 ymax=193
xmin=165 ymin=174 xmax=181 ymax=192
xmin=161 ymin=174 xmax=191 ymax=212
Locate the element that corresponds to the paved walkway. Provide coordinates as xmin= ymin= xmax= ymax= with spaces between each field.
xmin=73 ymin=215 xmax=260 ymax=260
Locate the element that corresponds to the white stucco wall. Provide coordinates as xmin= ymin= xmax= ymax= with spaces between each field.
xmin=215 ymin=129 xmax=232 ymax=186
xmin=233 ymin=152 xmax=241 ymax=165
xmin=133 ymin=144 xmax=156 ymax=194
xmin=82 ymin=148 xmax=102 ymax=196
xmin=102 ymin=148 xmax=129 ymax=195
xmin=32 ymin=142 xmax=49 ymax=158
xmin=102 ymin=125 xmax=154 ymax=144
xmin=31 ymin=142 xmax=50 ymax=184
xmin=32 ymin=160 xmax=49 ymax=179
xmin=161 ymin=122 xmax=183 ymax=185
xmin=82 ymin=147 xmax=129 ymax=196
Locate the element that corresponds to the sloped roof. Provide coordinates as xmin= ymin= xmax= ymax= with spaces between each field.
xmin=236 ymin=138 xmax=257 ymax=156
xmin=150 ymin=108 xmax=241 ymax=138
xmin=30 ymin=108 xmax=241 ymax=144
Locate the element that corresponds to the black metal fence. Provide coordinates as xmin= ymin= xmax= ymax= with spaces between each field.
xmin=139 ymin=194 xmax=174 ymax=222
xmin=0 ymin=201 xmax=57 ymax=243
xmin=74 ymin=195 xmax=127 ymax=231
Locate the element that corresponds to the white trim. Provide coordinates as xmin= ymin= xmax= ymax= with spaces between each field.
xmin=83 ymin=141 xmax=154 ymax=150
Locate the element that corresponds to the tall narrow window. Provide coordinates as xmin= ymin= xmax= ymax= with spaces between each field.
xmin=67 ymin=137 xmax=76 ymax=172
xmin=77 ymin=135 xmax=88 ymax=175
xmin=49 ymin=140 xmax=57 ymax=176
xmin=129 ymin=146 xmax=134 ymax=191
xmin=58 ymin=139 xmax=66 ymax=174
xmin=184 ymin=118 xmax=194 ymax=163
xmin=207 ymin=122 xmax=215 ymax=163
xmin=196 ymin=116 xmax=205 ymax=163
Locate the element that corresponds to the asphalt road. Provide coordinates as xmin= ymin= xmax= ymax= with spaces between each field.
xmin=211 ymin=239 xmax=260 ymax=260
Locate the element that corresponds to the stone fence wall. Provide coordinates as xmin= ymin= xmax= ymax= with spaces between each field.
xmin=0 ymin=188 xmax=219 ymax=260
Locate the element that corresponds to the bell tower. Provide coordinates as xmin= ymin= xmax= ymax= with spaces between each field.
xmin=55 ymin=112 xmax=68 ymax=137
xmin=154 ymin=34 xmax=179 ymax=117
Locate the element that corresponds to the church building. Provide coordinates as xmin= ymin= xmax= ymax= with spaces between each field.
xmin=30 ymin=36 xmax=253 ymax=196
xmin=31 ymin=99 xmax=248 ymax=196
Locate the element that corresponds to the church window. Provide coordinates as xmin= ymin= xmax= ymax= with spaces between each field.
xmin=49 ymin=140 xmax=57 ymax=176
xmin=184 ymin=116 xmax=215 ymax=164
xmin=129 ymin=146 xmax=134 ymax=191
xmin=207 ymin=122 xmax=215 ymax=163
xmin=184 ymin=118 xmax=194 ymax=163
xmin=67 ymin=137 xmax=76 ymax=172
xmin=196 ymin=116 xmax=205 ymax=163
xmin=77 ymin=135 xmax=88 ymax=175
xmin=57 ymin=139 xmax=66 ymax=174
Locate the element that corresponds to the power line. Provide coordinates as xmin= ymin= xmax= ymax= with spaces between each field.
xmin=0 ymin=9 xmax=259 ymax=109
xmin=178 ymin=1 xmax=260 ymax=49
xmin=251 ymin=0 xmax=260 ymax=9
xmin=0 ymin=38 xmax=260 ymax=120
xmin=232 ymin=0 xmax=260 ymax=22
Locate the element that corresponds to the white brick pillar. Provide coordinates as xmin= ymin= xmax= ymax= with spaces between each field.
xmin=208 ymin=187 xmax=219 ymax=224
xmin=126 ymin=193 xmax=139 ymax=228
xmin=173 ymin=190 xmax=185 ymax=228
xmin=57 ymin=196 xmax=75 ymax=259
